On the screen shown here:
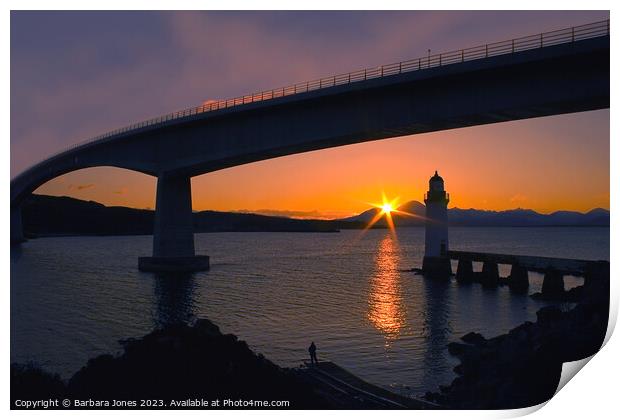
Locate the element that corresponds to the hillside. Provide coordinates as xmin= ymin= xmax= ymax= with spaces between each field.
xmin=19 ymin=195 xmax=609 ymax=238
xmin=21 ymin=195 xmax=343 ymax=237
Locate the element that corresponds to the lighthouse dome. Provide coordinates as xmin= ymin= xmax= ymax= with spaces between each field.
xmin=429 ymin=170 xmax=444 ymax=191
xmin=430 ymin=170 xmax=443 ymax=182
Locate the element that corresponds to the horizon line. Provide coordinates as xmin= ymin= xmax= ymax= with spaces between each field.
xmin=31 ymin=193 xmax=610 ymax=221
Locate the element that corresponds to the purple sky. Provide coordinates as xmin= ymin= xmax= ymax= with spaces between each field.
xmin=11 ymin=10 xmax=609 ymax=174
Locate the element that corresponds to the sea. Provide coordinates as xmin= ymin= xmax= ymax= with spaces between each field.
xmin=10 ymin=226 xmax=609 ymax=397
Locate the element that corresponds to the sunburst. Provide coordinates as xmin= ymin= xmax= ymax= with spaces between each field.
xmin=363 ymin=192 xmax=429 ymax=235
xmin=362 ymin=192 xmax=401 ymax=235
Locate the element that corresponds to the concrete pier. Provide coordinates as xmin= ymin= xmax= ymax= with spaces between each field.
xmin=456 ymin=259 xmax=474 ymax=283
xmin=446 ymin=250 xmax=608 ymax=301
xmin=480 ymin=262 xmax=500 ymax=288
xmin=508 ymin=264 xmax=529 ymax=293
xmin=138 ymin=173 xmax=209 ymax=272
xmin=447 ymin=250 xmax=595 ymax=275
xmin=541 ymin=269 xmax=565 ymax=298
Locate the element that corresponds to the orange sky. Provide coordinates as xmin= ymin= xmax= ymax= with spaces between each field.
xmin=35 ymin=110 xmax=609 ymax=218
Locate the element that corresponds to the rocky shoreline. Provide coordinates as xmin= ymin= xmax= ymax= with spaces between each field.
xmin=423 ymin=263 xmax=609 ymax=409
xmin=11 ymin=320 xmax=336 ymax=409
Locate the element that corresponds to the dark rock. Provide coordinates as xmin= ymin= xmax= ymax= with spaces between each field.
xmin=564 ymin=285 xmax=584 ymax=301
xmin=194 ymin=318 xmax=222 ymax=336
xmin=11 ymin=363 xmax=66 ymax=406
xmin=424 ymin=391 xmax=438 ymax=402
xmin=508 ymin=321 xmax=535 ymax=342
xmin=583 ymin=261 xmax=610 ymax=303
xmin=447 ymin=342 xmax=471 ymax=356
xmin=429 ymin=300 xmax=608 ymax=409
xmin=536 ymin=306 xmax=562 ymax=325
xmin=461 ymin=332 xmax=486 ymax=345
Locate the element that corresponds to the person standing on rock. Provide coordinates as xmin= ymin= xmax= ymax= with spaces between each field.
xmin=308 ymin=341 xmax=318 ymax=365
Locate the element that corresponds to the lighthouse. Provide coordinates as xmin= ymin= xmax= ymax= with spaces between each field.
xmin=422 ymin=170 xmax=452 ymax=279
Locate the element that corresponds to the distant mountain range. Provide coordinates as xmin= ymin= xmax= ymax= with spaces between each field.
xmin=20 ymin=195 xmax=609 ymax=238
xmin=340 ymin=200 xmax=609 ymax=227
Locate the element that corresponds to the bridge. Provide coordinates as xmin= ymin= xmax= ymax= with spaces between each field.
xmin=10 ymin=21 xmax=610 ymax=271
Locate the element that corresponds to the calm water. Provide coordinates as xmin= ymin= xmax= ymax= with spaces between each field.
xmin=10 ymin=227 xmax=609 ymax=397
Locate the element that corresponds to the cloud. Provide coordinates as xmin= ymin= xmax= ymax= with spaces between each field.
xmin=509 ymin=194 xmax=528 ymax=203
xmin=234 ymin=208 xmax=353 ymax=220
xmin=164 ymin=11 xmax=465 ymax=96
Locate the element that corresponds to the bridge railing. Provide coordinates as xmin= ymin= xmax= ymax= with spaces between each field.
xmin=15 ymin=19 xmax=609 ymax=178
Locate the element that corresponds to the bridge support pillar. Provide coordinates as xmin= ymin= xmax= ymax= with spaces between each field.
xmin=138 ymin=173 xmax=209 ymax=272
xmin=480 ymin=262 xmax=499 ymax=288
xmin=456 ymin=259 xmax=474 ymax=283
xmin=541 ymin=269 xmax=564 ymax=298
xmin=508 ymin=264 xmax=529 ymax=293
xmin=11 ymin=206 xmax=25 ymax=245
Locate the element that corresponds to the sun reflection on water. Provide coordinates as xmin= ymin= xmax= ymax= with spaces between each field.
xmin=367 ymin=233 xmax=407 ymax=342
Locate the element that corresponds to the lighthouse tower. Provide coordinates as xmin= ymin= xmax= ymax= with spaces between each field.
xmin=422 ymin=171 xmax=452 ymax=279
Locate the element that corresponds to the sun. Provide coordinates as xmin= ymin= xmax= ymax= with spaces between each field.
xmin=381 ymin=203 xmax=394 ymax=214
xmin=376 ymin=193 xmax=399 ymax=216
xmin=358 ymin=192 xmax=428 ymax=239
xmin=358 ymin=193 xmax=403 ymax=235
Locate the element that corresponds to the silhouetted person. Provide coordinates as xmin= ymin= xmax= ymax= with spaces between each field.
xmin=308 ymin=342 xmax=318 ymax=365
